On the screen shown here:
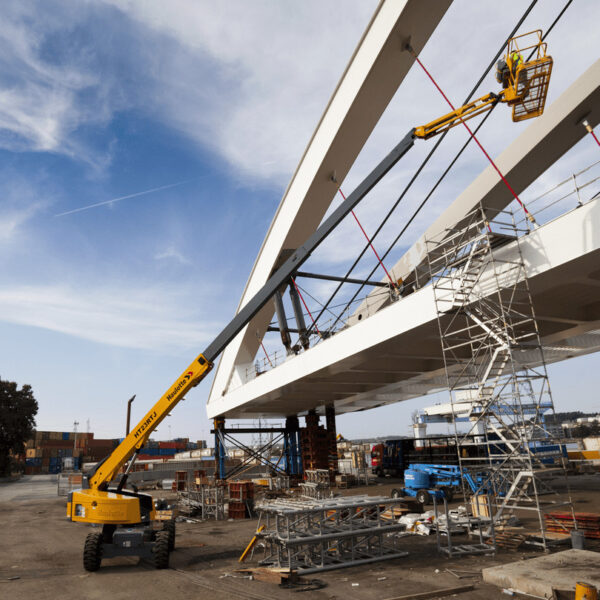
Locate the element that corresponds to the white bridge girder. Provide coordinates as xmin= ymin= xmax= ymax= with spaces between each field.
xmin=207 ymin=0 xmax=453 ymax=413
xmin=208 ymin=198 xmax=600 ymax=419
xmin=206 ymin=4 xmax=600 ymax=420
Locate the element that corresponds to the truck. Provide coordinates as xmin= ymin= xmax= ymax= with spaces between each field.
xmin=371 ymin=435 xmax=485 ymax=478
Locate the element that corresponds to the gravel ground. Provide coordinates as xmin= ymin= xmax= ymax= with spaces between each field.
xmin=0 ymin=474 xmax=598 ymax=600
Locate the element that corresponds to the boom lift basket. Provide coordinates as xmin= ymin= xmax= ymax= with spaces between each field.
xmin=503 ymin=30 xmax=553 ymax=122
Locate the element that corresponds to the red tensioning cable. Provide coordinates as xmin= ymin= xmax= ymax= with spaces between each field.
xmin=259 ymin=339 xmax=273 ymax=367
xmin=589 ymin=129 xmax=600 ymax=148
xmin=412 ymin=53 xmax=535 ymax=223
xmin=292 ymin=277 xmax=321 ymax=336
xmin=338 ymin=189 xmax=396 ymax=287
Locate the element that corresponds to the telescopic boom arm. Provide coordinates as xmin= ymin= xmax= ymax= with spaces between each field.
xmin=87 ymin=128 xmax=416 ymax=492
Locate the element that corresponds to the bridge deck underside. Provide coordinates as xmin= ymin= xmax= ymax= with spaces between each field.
xmin=208 ymin=200 xmax=600 ymax=419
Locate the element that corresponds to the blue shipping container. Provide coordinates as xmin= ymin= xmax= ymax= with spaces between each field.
xmin=62 ymin=432 xmax=70 ymax=440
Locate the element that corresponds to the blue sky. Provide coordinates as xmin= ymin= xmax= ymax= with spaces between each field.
xmin=0 ymin=1 xmax=599 ymax=442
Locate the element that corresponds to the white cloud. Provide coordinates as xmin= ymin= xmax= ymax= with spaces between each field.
xmin=154 ymin=245 xmax=191 ymax=265
xmin=101 ymin=0 xmax=378 ymax=182
xmin=0 ymin=284 xmax=218 ymax=351
xmin=0 ymin=4 xmax=115 ymax=166
xmin=0 ymin=203 xmax=42 ymax=243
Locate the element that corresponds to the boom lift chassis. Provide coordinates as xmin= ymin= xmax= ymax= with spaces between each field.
xmin=67 ymin=32 xmax=552 ymax=571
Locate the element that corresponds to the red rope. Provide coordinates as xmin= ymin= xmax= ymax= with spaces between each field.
xmin=412 ymin=53 xmax=536 ymax=224
xmin=259 ymin=339 xmax=273 ymax=367
xmin=339 ymin=189 xmax=397 ymax=287
xmin=589 ymin=129 xmax=600 ymax=148
xmin=292 ymin=277 xmax=321 ymax=336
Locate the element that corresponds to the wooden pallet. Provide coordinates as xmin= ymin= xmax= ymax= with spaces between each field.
xmin=155 ymin=509 xmax=178 ymax=521
xmin=381 ymin=506 xmax=411 ymax=521
xmin=487 ymin=531 xmax=527 ymax=550
xmin=234 ymin=567 xmax=297 ymax=585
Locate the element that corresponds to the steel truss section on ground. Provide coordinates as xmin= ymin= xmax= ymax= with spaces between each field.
xmin=433 ymin=495 xmax=496 ymax=557
xmin=255 ymin=495 xmax=408 ymax=574
xmin=178 ymin=485 xmax=226 ymax=520
xmin=426 ymin=205 xmax=574 ymax=550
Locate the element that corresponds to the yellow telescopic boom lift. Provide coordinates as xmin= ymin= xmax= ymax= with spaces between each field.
xmin=68 ymin=32 xmax=552 ymax=572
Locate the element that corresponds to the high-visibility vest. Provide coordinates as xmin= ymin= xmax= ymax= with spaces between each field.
xmin=512 ymin=52 xmax=522 ymax=66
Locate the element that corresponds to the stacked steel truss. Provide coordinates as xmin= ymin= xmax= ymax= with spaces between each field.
xmin=178 ymin=485 xmax=226 ymax=520
xmin=256 ymin=496 xmax=408 ymax=574
xmin=426 ymin=205 xmax=573 ymax=550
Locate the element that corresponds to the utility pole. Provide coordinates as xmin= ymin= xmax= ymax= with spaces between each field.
xmin=73 ymin=420 xmax=79 ymax=459
xmin=125 ymin=395 xmax=136 ymax=436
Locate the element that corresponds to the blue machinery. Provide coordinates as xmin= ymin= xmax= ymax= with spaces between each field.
xmin=395 ymin=463 xmax=481 ymax=504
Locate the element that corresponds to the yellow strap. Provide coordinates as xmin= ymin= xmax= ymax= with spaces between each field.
xmin=239 ymin=525 xmax=266 ymax=562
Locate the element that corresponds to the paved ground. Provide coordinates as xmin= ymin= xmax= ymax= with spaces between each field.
xmin=0 ymin=475 xmax=58 ymax=502
xmin=0 ymin=474 xmax=599 ymax=600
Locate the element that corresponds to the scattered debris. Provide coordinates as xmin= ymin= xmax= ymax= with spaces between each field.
xmin=445 ymin=568 xmax=481 ymax=580
xmin=382 ymin=584 xmax=475 ymax=600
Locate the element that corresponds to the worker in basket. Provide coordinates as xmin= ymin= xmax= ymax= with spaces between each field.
xmin=496 ymin=50 xmax=526 ymax=93
xmin=495 ymin=58 xmax=510 ymax=88
xmin=510 ymin=50 xmax=523 ymax=76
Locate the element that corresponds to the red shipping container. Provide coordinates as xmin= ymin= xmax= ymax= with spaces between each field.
xmin=88 ymin=439 xmax=115 ymax=448
xmin=137 ymin=454 xmax=161 ymax=461
xmin=159 ymin=442 xmax=177 ymax=449
xmin=37 ymin=440 xmax=75 ymax=449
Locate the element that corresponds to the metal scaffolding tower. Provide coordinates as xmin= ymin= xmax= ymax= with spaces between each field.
xmin=426 ymin=205 xmax=573 ymax=549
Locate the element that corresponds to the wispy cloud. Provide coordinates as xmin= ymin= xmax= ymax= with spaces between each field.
xmin=0 ymin=284 xmax=219 ymax=351
xmin=0 ymin=3 xmax=119 ymax=168
xmin=55 ymin=179 xmax=196 ymax=217
xmin=0 ymin=203 xmax=43 ymax=243
xmin=154 ymin=245 xmax=191 ymax=265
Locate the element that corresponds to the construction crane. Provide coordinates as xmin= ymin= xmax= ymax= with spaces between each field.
xmin=414 ymin=31 xmax=552 ymax=139
xmin=67 ymin=31 xmax=552 ymax=572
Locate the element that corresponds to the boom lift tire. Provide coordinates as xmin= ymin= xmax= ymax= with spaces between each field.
xmin=83 ymin=531 xmax=103 ymax=572
xmin=441 ymin=486 xmax=454 ymax=502
xmin=390 ymin=488 xmax=401 ymax=499
xmin=416 ymin=489 xmax=430 ymax=506
xmin=163 ymin=520 xmax=176 ymax=551
xmin=152 ymin=531 xmax=170 ymax=569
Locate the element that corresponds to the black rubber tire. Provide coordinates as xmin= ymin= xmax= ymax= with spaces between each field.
xmin=442 ymin=486 xmax=454 ymax=502
xmin=163 ymin=520 xmax=176 ymax=551
xmin=153 ymin=530 xmax=170 ymax=569
xmin=416 ymin=489 xmax=430 ymax=506
xmin=390 ymin=488 xmax=401 ymax=499
xmin=83 ymin=532 xmax=103 ymax=572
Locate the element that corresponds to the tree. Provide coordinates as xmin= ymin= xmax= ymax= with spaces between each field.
xmin=0 ymin=378 xmax=38 ymax=476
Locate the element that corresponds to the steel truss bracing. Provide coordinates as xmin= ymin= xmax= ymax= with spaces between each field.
xmin=255 ymin=496 xmax=408 ymax=574
xmin=426 ymin=205 xmax=574 ymax=550
xmin=178 ymin=485 xmax=226 ymax=520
